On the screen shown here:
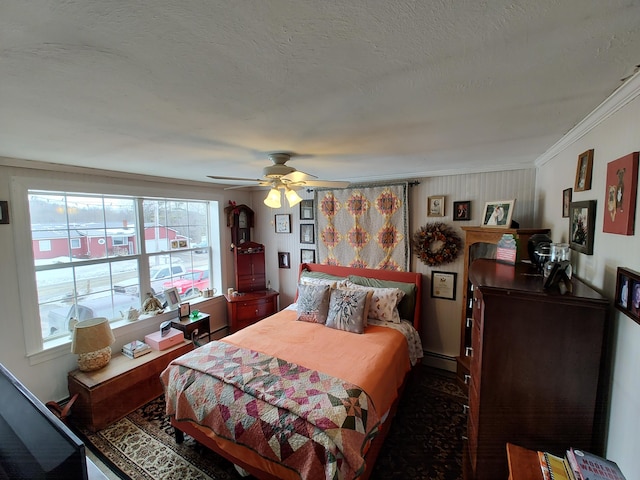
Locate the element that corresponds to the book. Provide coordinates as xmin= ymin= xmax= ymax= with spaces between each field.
xmin=122 ymin=340 xmax=151 ymax=359
xmin=543 ymin=451 xmax=571 ymax=480
xmin=569 ymin=448 xmax=627 ymax=480
xmin=564 ymin=451 xmax=580 ymax=480
xmin=538 ymin=451 xmax=551 ymax=480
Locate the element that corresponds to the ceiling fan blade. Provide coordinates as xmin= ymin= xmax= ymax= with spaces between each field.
xmin=207 ymin=175 xmax=263 ymax=182
xmin=301 ymin=180 xmax=350 ymax=188
xmin=223 ymin=184 xmax=259 ymax=190
xmin=281 ymin=170 xmax=318 ymax=183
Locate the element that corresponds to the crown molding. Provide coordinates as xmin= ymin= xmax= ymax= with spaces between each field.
xmin=535 ymin=70 xmax=640 ymax=168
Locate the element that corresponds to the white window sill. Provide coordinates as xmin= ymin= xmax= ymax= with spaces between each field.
xmin=28 ymin=294 xmax=224 ymax=366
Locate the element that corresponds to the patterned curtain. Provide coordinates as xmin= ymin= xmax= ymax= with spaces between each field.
xmin=315 ymin=183 xmax=409 ymax=271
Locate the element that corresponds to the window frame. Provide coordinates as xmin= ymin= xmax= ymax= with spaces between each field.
xmin=11 ymin=175 xmax=223 ymax=365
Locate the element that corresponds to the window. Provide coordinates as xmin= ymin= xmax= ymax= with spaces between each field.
xmin=26 ymin=191 xmax=215 ymax=350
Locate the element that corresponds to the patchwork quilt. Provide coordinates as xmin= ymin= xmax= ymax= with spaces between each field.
xmin=161 ymin=341 xmax=380 ymax=480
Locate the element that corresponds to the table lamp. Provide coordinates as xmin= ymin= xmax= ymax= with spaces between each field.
xmin=71 ymin=317 xmax=116 ymax=371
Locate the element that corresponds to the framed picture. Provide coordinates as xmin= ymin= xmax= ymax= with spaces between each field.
xmin=428 ymin=196 xmax=445 ymax=217
xmin=615 ymin=266 xmax=640 ymax=325
xmin=569 ymin=200 xmax=596 ymax=255
xmin=278 ymin=252 xmax=291 ymax=269
xmin=0 ymin=201 xmax=9 ymax=224
xmin=431 ymin=271 xmax=457 ymax=300
xmin=301 ymin=249 xmax=316 ymax=264
xmin=300 ymin=199 xmax=314 ymax=220
xmin=481 ymin=200 xmax=515 ymax=227
xmin=562 ymin=188 xmax=572 ymax=218
xmin=179 ymin=302 xmax=190 ymax=318
xmin=274 ymin=214 xmax=291 ymax=233
xmin=453 ymin=200 xmax=471 ymax=221
xmin=164 ymin=287 xmax=181 ymax=309
xmin=300 ymin=224 xmax=315 ymax=244
xmin=602 ymin=151 xmax=638 ymax=235
xmin=574 ymin=149 xmax=594 ymax=192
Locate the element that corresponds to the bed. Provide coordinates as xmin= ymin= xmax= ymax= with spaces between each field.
xmin=160 ymin=263 xmax=423 ymax=480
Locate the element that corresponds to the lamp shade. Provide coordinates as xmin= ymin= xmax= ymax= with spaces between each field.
xmin=285 ymin=188 xmax=303 ymax=207
xmin=71 ymin=317 xmax=115 ymax=371
xmin=263 ymin=188 xmax=281 ymax=208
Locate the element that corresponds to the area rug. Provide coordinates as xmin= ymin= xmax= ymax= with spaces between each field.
xmin=72 ymin=366 xmax=466 ymax=480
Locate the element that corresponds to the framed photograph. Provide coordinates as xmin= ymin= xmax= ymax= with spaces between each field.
xmin=615 ymin=266 xmax=640 ymax=325
xmin=562 ymin=188 xmax=572 ymax=218
xmin=179 ymin=302 xmax=190 ymax=318
xmin=428 ymin=196 xmax=445 ymax=217
xmin=453 ymin=200 xmax=471 ymax=221
xmin=602 ymin=151 xmax=638 ymax=235
xmin=301 ymin=249 xmax=316 ymax=264
xmin=431 ymin=271 xmax=457 ymax=300
xmin=278 ymin=252 xmax=291 ymax=269
xmin=300 ymin=199 xmax=314 ymax=220
xmin=574 ymin=149 xmax=594 ymax=192
xmin=300 ymin=224 xmax=315 ymax=244
xmin=569 ymin=200 xmax=596 ymax=255
xmin=164 ymin=287 xmax=181 ymax=309
xmin=0 ymin=201 xmax=9 ymax=224
xmin=481 ymin=200 xmax=515 ymax=227
xmin=274 ymin=214 xmax=291 ymax=233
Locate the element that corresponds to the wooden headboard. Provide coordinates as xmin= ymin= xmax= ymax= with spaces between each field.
xmin=299 ymin=263 xmax=422 ymax=332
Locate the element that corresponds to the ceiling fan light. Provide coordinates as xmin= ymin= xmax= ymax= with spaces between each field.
xmin=264 ymin=188 xmax=281 ymax=208
xmin=285 ymin=188 xmax=302 ymax=207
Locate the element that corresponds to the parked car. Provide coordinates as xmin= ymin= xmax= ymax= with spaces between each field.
xmin=114 ymin=264 xmax=188 ymax=296
xmin=162 ymin=269 xmax=209 ymax=299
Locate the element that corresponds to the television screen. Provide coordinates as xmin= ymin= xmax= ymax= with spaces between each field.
xmin=0 ymin=363 xmax=88 ymax=479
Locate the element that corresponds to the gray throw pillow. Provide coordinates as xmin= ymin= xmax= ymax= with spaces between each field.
xmin=297 ymin=284 xmax=331 ymax=324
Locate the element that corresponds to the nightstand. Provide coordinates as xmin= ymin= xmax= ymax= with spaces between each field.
xmin=171 ymin=312 xmax=211 ymax=342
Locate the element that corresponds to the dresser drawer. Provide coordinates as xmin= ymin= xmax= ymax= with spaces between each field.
xmin=236 ymin=298 xmax=275 ymax=321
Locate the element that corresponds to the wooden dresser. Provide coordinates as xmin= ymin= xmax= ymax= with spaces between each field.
xmin=225 ymin=290 xmax=279 ymax=333
xmin=463 ymin=259 xmax=609 ymax=480
xmin=457 ymin=227 xmax=550 ymax=390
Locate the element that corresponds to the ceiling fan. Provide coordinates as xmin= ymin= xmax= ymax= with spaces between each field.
xmin=207 ymin=152 xmax=350 ymax=208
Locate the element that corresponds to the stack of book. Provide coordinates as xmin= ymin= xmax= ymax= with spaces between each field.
xmin=538 ymin=448 xmax=626 ymax=480
xmin=121 ymin=340 xmax=151 ymax=359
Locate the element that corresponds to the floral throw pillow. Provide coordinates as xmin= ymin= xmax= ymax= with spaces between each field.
xmin=325 ymin=288 xmax=371 ymax=334
xmin=296 ymin=284 xmax=331 ymax=324
xmin=342 ymin=281 xmax=405 ymax=323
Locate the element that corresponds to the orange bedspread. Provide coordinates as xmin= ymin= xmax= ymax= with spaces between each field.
xmin=222 ymin=308 xmax=412 ymax=415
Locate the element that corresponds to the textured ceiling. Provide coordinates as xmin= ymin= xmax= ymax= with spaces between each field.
xmin=1 ymin=1 xmax=639 ymax=186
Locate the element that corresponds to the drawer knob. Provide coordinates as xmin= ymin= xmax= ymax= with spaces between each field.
xmin=463 ymin=404 xmax=469 ymax=415
xmin=464 ymin=374 xmax=471 ymax=385
xmin=466 ymin=317 xmax=473 ymax=328
xmin=465 ymin=347 xmax=473 ymax=357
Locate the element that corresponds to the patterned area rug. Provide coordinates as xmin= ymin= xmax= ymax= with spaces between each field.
xmin=72 ymin=367 xmax=466 ymax=480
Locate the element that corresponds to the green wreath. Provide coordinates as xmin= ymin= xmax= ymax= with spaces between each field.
xmin=412 ymin=222 xmax=463 ymax=266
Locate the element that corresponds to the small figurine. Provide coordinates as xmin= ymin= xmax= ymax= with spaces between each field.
xmin=121 ymin=306 xmax=141 ymax=321
xmin=142 ymin=292 xmax=164 ymax=314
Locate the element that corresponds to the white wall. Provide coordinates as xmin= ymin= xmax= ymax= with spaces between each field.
xmin=0 ymin=160 xmax=252 ymax=401
xmin=536 ymin=78 xmax=640 ymax=477
xmin=250 ymin=168 xmax=537 ymax=370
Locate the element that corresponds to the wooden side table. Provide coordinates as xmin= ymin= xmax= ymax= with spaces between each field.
xmin=506 ymin=443 xmax=542 ymax=480
xmin=171 ymin=312 xmax=211 ymax=341
xmin=68 ymin=340 xmax=192 ymax=432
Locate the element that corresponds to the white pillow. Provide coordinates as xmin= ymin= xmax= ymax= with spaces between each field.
xmin=341 ymin=281 xmax=404 ymax=323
